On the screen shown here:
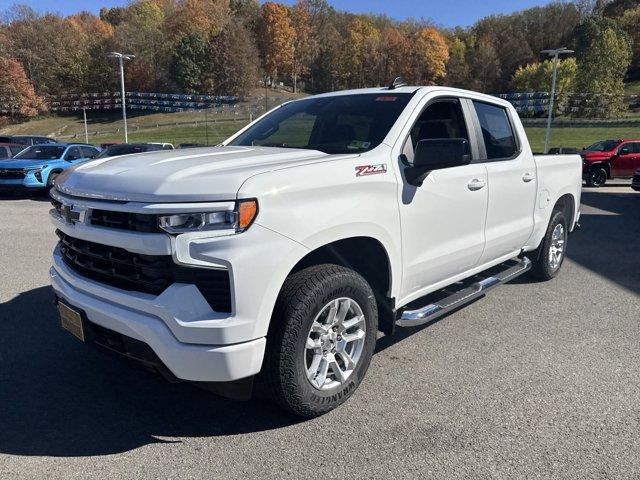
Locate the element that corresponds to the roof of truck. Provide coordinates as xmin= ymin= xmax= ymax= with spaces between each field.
xmin=296 ymin=86 xmax=512 ymax=108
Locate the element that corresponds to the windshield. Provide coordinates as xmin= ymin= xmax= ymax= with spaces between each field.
xmin=585 ymin=140 xmax=619 ymax=152
xmin=97 ymin=144 xmax=154 ymax=158
xmin=14 ymin=145 xmax=65 ymax=160
xmin=228 ymin=93 xmax=413 ymax=154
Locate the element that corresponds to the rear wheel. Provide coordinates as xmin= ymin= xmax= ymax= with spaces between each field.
xmin=263 ymin=264 xmax=378 ymax=418
xmin=529 ymin=210 xmax=568 ymax=281
xmin=585 ymin=167 xmax=607 ymax=187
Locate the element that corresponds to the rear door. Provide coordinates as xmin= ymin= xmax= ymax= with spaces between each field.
xmin=472 ymin=100 xmax=537 ymax=265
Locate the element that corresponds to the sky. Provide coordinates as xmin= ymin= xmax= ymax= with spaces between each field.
xmin=0 ymin=0 xmax=556 ymax=28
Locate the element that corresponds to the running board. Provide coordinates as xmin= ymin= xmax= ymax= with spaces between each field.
xmin=396 ymin=257 xmax=532 ymax=328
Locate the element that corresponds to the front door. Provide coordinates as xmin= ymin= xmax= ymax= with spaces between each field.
xmin=612 ymin=142 xmax=640 ymax=178
xmin=396 ymin=97 xmax=488 ymax=302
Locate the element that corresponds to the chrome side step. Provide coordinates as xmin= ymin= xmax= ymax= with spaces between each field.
xmin=396 ymin=257 xmax=532 ymax=328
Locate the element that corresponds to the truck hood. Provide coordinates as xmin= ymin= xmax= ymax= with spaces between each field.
xmin=55 ymin=146 xmax=334 ymax=202
xmin=582 ymin=151 xmax=613 ymax=161
xmin=0 ymin=159 xmax=51 ymax=169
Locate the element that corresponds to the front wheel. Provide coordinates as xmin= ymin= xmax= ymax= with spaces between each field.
xmin=263 ymin=264 xmax=378 ymax=418
xmin=529 ymin=210 xmax=568 ymax=281
xmin=46 ymin=172 xmax=59 ymax=188
xmin=585 ymin=167 xmax=607 ymax=187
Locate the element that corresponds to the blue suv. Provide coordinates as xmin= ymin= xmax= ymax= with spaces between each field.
xmin=0 ymin=143 xmax=100 ymax=192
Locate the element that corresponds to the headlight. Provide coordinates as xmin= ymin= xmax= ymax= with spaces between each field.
xmin=158 ymin=199 xmax=258 ymax=234
xmin=22 ymin=165 xmax=45 ymax=175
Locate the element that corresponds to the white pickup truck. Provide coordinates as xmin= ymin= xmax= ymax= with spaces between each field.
xmin=49 ymin=84 xmax=582 ymax=417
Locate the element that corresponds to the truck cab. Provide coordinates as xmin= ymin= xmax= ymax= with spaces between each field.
xmin=49 ymin=85 xmax=582 ymax=417
xmin=582 ymin=139 xmax=640 ymax=187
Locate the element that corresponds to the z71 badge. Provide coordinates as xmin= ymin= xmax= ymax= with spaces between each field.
xmin=355 ymin=164 xmax=387 ymax=177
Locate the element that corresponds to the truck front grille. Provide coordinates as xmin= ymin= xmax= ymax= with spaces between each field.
xmin=0 ymin=169 xmax=24 ymax=180
xmin=56 ymin=230 xmax=232 ymax=312
xmin=90 ymin=209 xmax=159 ymax=233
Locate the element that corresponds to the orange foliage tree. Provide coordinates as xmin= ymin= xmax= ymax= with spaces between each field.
xmin=410 ymin=27 xmax=449 ymax=85
xmin=257 ymin=2 xmax=295 ymax=83
xmin=0 ymin=57 xmax=46 ymax=120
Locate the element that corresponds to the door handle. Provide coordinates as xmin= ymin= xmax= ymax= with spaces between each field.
xmin=467 ymin=178 xmax=486 ymax=191
xmin=522 ymin=172 xmax=535 ymax=183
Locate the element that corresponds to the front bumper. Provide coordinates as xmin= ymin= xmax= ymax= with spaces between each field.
xmin=50 ymin=257 xmax=266 ymax=382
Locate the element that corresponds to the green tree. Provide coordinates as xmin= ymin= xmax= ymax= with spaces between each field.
xmin=618 ymin=6 xmax=640 ymax=78
xmin=573 ymin=15 xmax=631 ymax=117
xmin=171 ymin=33 xmax=209 ymax=93
xmin=511 ymin=58 xmax=578 ymax=115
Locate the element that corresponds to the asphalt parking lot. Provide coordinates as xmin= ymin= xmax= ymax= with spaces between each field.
xmin=0 ymin=186 xmax=638 ymax=479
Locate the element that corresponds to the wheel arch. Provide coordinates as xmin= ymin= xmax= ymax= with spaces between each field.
xmin=553 ymin=193 xmax=576 ymax=228
xmin=589 ymin=161 xmax=610 ymax=178
xmin=281 ymin=236 xmax=397 ymax=335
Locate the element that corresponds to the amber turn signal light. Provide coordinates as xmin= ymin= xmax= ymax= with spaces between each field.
xmin=237 ymin=199 xmax=258 ymax=230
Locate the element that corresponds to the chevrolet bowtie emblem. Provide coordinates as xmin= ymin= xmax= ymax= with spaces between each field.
xmin=60 ymin=204 xmax=86 ymax=225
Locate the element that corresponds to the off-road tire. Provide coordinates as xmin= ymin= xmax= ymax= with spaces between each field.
xmin=263 ymin=264 xmax=378 ymax=418
xmin=529 ymin=210 xmax=568 ymax=281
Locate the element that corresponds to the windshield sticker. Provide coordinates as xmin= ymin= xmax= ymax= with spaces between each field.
xmin=347 ymin=140 xmax=371 ymax=150
xmin=356 ymin=164 xmax=387 ymax=176
xmin=375 ymin=96 xmax=399 ymax=102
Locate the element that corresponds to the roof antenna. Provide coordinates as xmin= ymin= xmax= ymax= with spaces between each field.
xmin=388 ymin=76 xmax=407 ymax=90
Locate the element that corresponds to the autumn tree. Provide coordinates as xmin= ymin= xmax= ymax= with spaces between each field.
xmin=443 ymin=34 xmax=470 ymax=88
xmin=0 ymin=57 xmax=46 ymax=120
xmin=165 ymin=0 xmax=230 ymax=41
xmin=573 ymin=15 xmax=631 ymax=117
xmin=208 ymin=22 xmax=260 ymax=94
xmin=257 ymin=2 xmax=295 ymax=83
xmin=409 ymin=28 xmax=449 ymax=85
xmin=344 ymin=17 xmax=380 ymax=88
xmin=380 ymin=27 xmax=411 ymax=84
xmin=289 ymin=0 xmax=315 ymax=93
xmin=110 ymin=1 xmax=169 ymax=91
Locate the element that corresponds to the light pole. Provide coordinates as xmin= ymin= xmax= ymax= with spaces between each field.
xmin=541 ymin=47 xmax=573 ymax=153
xmin=108 ymin=52 xmax=134 ymax=143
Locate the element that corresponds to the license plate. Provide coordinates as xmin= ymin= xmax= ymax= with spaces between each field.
xmin=59 ymin=302 xmax=85 ymax=342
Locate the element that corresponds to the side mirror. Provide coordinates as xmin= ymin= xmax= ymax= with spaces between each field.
xmin=404 ymin=138 xmax=471 ymax=186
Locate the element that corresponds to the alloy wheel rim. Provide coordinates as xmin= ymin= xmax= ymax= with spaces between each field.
xmin=304 ymin=297 xmax=366 ymax=391
xmin=549 ymin=223 xmax=565 ymax=270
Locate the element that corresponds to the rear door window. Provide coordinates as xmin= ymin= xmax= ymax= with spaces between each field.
xmin=473 ymin=101 xmax=518 ymax=160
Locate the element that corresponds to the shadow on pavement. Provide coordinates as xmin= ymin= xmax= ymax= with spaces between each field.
xmin=0 ymin=286 xmax=300 ymax=457
xmin=567 ymin=190 xmax=640 ymax=295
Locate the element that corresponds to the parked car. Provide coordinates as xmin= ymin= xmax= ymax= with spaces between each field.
xmin=49 ymin=84 xmax=582 ymax=417
xmin=0 ymin=135 xmax=57 ymax=146
xmin=96 ymin=142 xmax=174 ymax=158
xmin=582 ymin=139 xmax=640 ymax=187
xmin=632 ymin=168 xmax=640 ymax=192
xmin=0 ymin=143 xmax=25 ymax=159
xmin=548 ymin=147 xmax=579 ymax=155
xmin=0 ymin=143 xmax=100 ymax=192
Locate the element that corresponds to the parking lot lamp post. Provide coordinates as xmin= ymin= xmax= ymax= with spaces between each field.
xmin=108 ymin=52 xmax=135 ymax=143
xmin=541 ymin=47 xmax=573 ymax=153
